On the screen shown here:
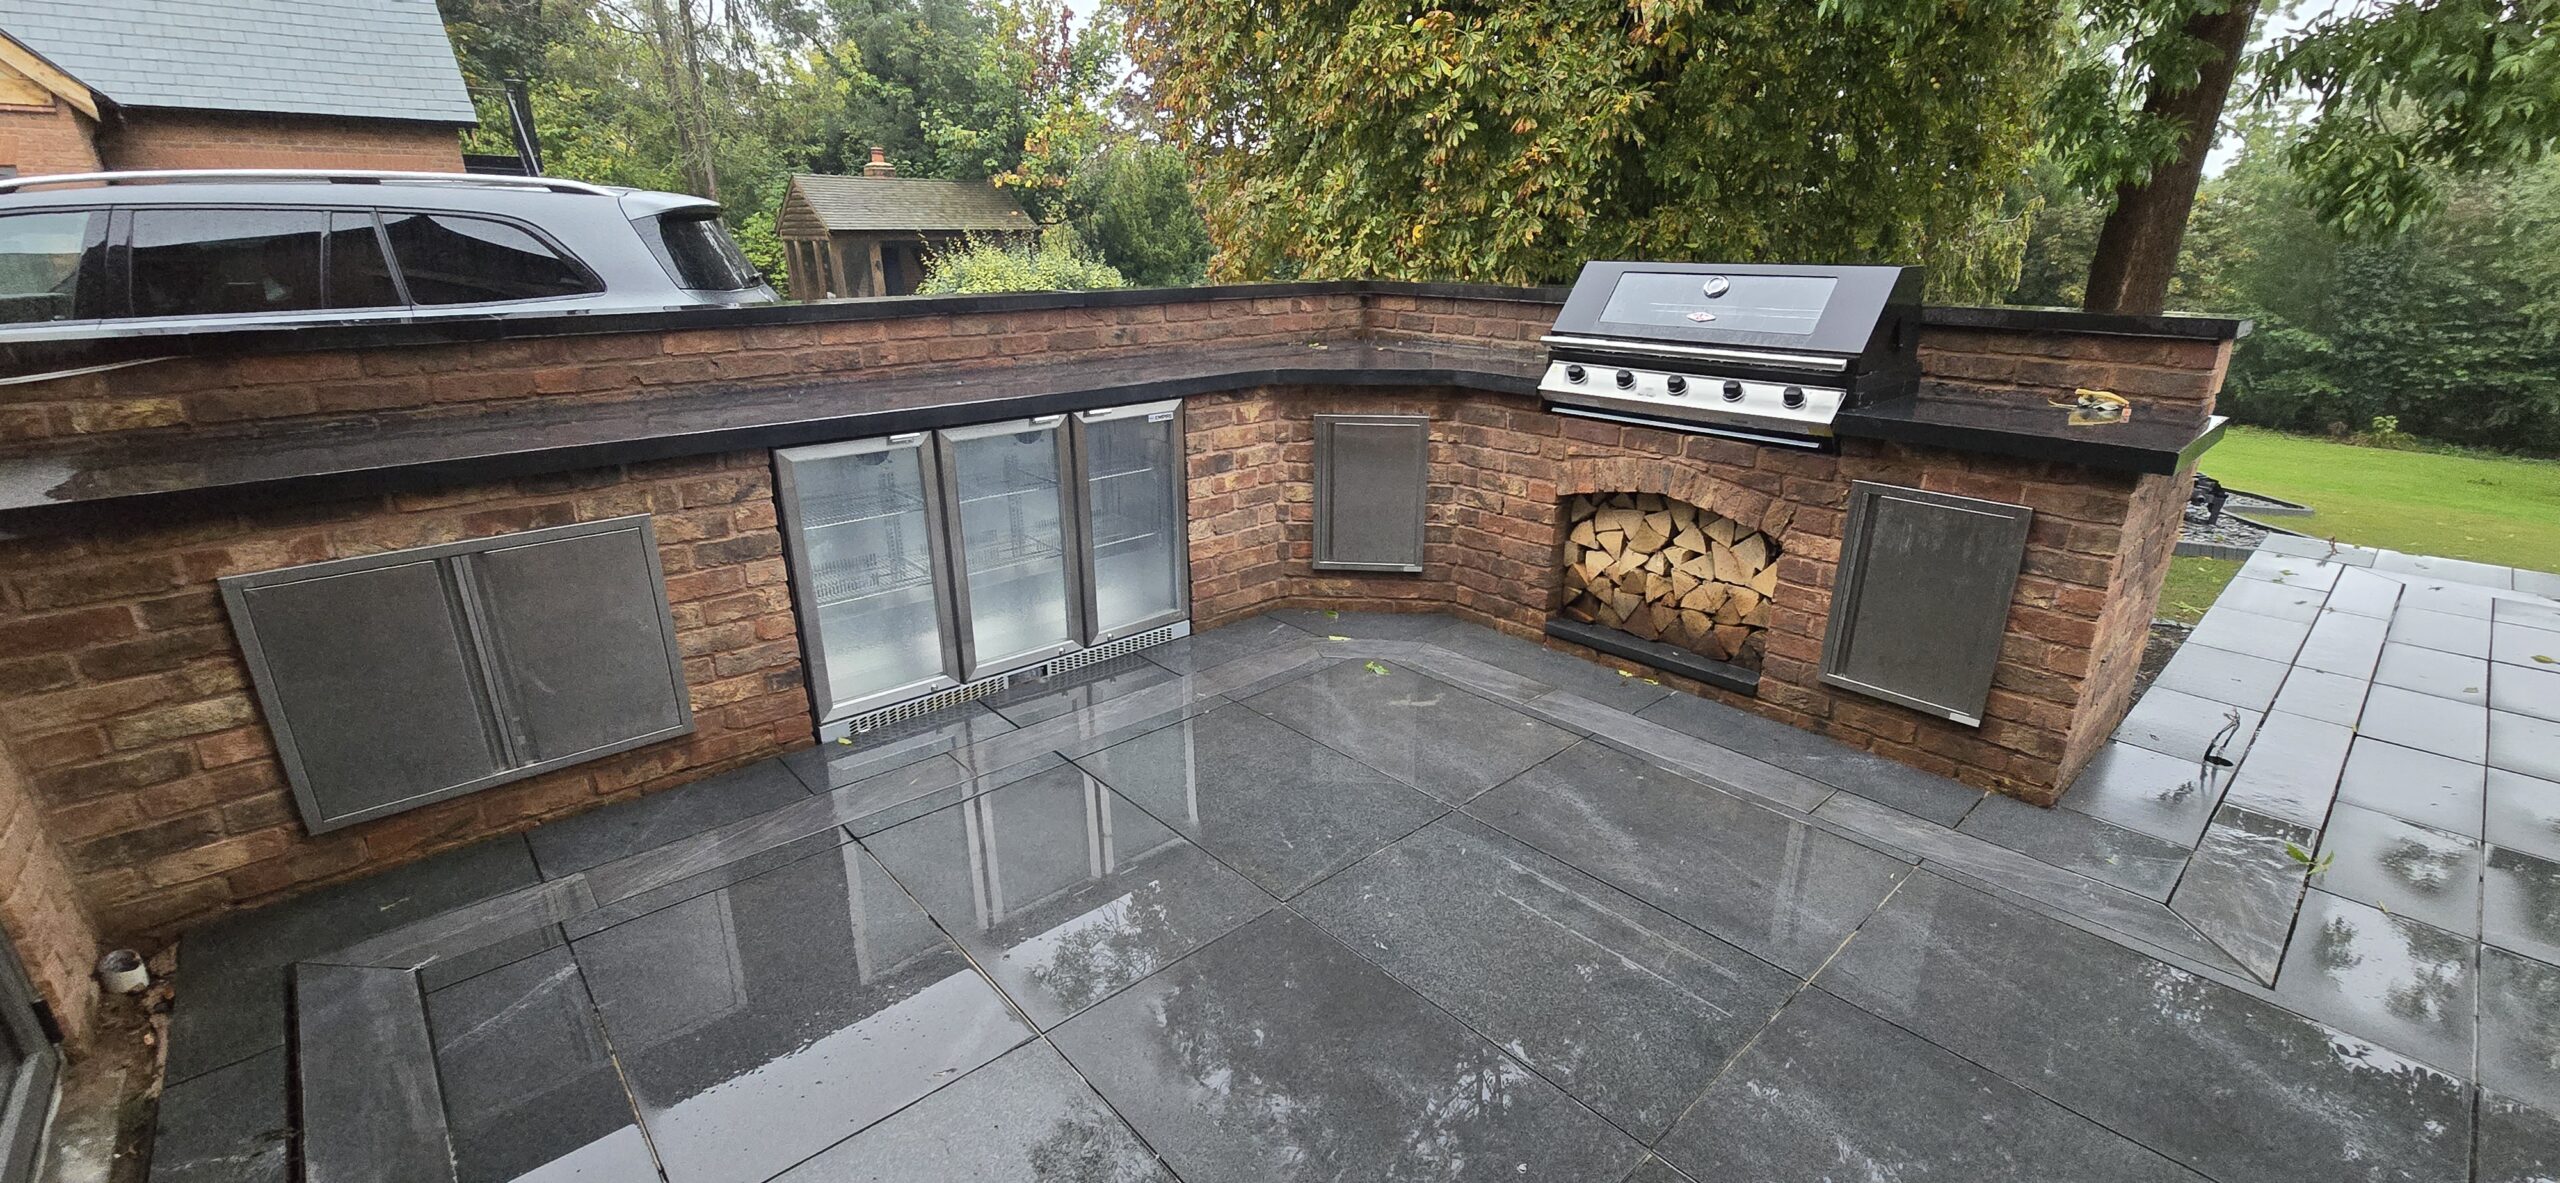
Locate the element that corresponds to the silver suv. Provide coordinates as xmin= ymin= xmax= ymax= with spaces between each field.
xmin=0 ymin=170 xmax=777 ymax=340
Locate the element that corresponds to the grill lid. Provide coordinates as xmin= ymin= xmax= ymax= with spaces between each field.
xmin=1549 ymin=261 xmax=1920 ymax=359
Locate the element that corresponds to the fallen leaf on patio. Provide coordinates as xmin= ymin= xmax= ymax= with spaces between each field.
xmin=1364 ymin=660 xmax=1390 ymax=675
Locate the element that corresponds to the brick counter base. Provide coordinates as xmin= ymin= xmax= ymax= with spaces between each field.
xmin=1186 ymin=385 xmax=2187 ymax=805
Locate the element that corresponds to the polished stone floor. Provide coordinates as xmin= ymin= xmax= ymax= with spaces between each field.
xmin=150 ymin=576 xmax=2560 ymax=1182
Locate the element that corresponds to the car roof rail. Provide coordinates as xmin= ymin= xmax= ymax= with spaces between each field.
xmin=0 ymin=169 xmax=624 ymax=197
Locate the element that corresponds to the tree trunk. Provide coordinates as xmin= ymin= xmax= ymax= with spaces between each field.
xmin=2082 ymin=0 xmax=2260 ymax=315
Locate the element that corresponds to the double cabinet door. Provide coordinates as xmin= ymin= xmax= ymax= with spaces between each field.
xmin=776 ymin=400 xmax=1188 ymax=724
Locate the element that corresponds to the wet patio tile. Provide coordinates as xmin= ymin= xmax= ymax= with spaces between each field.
xmin=2322 ymin=568 xmax=2403 ymax=617
xmin=1467 ymin=740 xmax=1909 ymax=974
xmin=2379 ymin=551 xmax=2515 ymax=590
xmin=526 ymin=758 xmax=813 ymax=878
xmin=2499 ymin=597 xmax=2560 ymax=631
xmin=1421 ymin=621 xmax=1673 ymax=713
xmin=768 ymin=1042 xmax=1172 ymax=1183
xmin=2185 ymin=607 xmax=2313 ymax=663
xmin=1534 ymin=693 xmax=1834 ymax=815
xmin=2296 ymin=611 xmax=2393 ymax=677
xmin=2480 ymin=945 xmax=2560 ymax=1113
xmin=2270 ymin=666 xmax=2371 ymax=727
xmin=2483 ymin=845 xmax=2560 ymax=965
xmin=2357 ymin=685 xmax=2489 ymax=763
xmin=2168 ymin=805 xmax=2315 ymax=984
xmin=2336 ymin=737 xmax=2488 ymax=836
xmin=1267 ymin=608 xmax=1455 ymax=641
xmin=1073 ymin=702 xmax=1445 ymax=897
xmin=572 ymin=843 xmax=1031 ymax=1183
xmin=2111 ymin=687 xmax=2261 ymax=767
xmin=2492 ymin=662 xmax=2560 ymax=724
xmin=2055 ymin=741 xmax=2224 ymax=847
xmin=2219 ymin=710 xmax=2355 ymax=829
xmin=149 ymin=1046 xmax=288 ymax=1183
xmin=292 ymin=964 xmax=447 ymax=1183
xmin=2374 ymin=642 xmax=2491 ymax=706
xmin=2154 ymin=644 xmax=2292 ymax=711
xmin=1818 ymin=872 xmax=2474 ymax=1183
xmin=1634 ymin=691 xmax=1982 ymax=824
xmin=2272 ymin=891 xmax=2475 ymax=1076
xmin=1956 ymin=792 xmax=2188 ymax=901
xmin=1293 ymin=815 xmax=1796 ymax=1142
xmin=1244 ymin=660 xmax=1578 ymax=805
xmin=2386 ymin=607 xmax=2494 ymax=657
xmin=2237 ymin=551 xmax=2348 ymax=591
xmin=566 ymin=830 xmax=850 ymax=943
xmin=2398 ymin=578 xmax=2504 ymax=620
xmin=2214 ymin=576 xmax=2329 ymax=623
xmin=863 ymin=763 xmax=1276 ymax=1028
xmin=2257 ymin=535 xmax=2376 ymax=567
xmin=1654 ymin=989 xmax=2195 ymax=1183
xmin=1049 ymin=910 xmax=1644 ymax=1182
xmin=2312 ymin=804 xmax=2483 ymax=935
xmin=2491 ymin=710 xmax=2560 ymax=782
xmin=1140 ymin=615 xmax=1317 ymax=675
xmin=425 ymin=945 xmax=658 ymax=1183
xmin=980 ymin=655 xmax=1185 ymax=727
xmin=2477 ymin=1091 xmax=2560 ymax=1183
xmin=2486 ymin=769 xmax=2560 ymax=862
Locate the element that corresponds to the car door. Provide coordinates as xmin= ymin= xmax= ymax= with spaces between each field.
xmin=112 ymin=205 xmax=418 ymax=335
xmin=0 ymin=207 xmax=108 ymax=339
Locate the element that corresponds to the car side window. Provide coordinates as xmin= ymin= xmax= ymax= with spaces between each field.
xmin=129 ymin=208 xmax=329 ymax=317
xmin=379 ymin=212 xmax=595 ymax=304
xmin=0 ymin=210 xmax=102 ymax=323
xmin=327 ymin=212 xmax=403 ymax=309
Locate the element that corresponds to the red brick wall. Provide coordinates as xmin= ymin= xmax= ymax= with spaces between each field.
xmin=0 ymin=452 xmax=806 ymax=941
xmin=0 ymin=742 xmax=102 ymax=1047
xmin=98 ymin=110 xmax=465 ymax=173
xmin=0 ymin=101 xmax=102 ymax=175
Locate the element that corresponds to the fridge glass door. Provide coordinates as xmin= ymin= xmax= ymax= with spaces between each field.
xmin=943 ymin=418 xmax=1080 ymax=675
xmin=1076 ymin=403 xmax=1188 ymax=641
xmin=776 ymin=435 xmax=956 ymax=717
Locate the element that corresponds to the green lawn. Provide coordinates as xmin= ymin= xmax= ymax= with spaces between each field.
xmin=2203 ymin=426 xmax=2560 ymax=568
xmin=2159 ymin=556 xmax=2242 ymax=625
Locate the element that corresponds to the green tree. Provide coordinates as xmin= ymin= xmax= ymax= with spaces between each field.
xmin=1066 ymin=139 xmax=1211 ymax=287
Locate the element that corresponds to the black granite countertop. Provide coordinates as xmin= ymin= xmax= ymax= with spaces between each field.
xmin=0 ymin=338 xmax=2223 ymax=536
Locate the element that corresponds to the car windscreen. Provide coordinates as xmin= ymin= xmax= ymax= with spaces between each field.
xmin=657 ymin=211 xmax=762 ymax=291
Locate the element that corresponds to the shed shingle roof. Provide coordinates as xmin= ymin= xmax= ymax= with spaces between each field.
xmin=788 ymin=173 xmax=1036 ymax=233
xmin=0 ymin=0 xmax=476 ymax=124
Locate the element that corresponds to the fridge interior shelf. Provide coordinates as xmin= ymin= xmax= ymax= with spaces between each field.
xmin=798 ymin=484 xmax=927 ymax=530
xmin=965 ymin=532 xmax=1065 ymax=573
xmin=813 ymin=553 xmax=936 ymax=605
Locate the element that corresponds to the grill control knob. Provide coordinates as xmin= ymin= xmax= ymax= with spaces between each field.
xmin=1664 ymin=375 xmax=1687 ymax=395
xmin=1781 ymin=386 xmax=1807 ymax=409
xmin=1721 ymin=380 xmax=1745 ymax=402
xmin=1563 ymin=364 xmax=1585 ymax=383
xmin=1614 ymin=369 xmax=1636 ymax=390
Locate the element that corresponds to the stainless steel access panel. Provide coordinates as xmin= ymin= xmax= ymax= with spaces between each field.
xmin=1312 ymin=413 xmax=1429 ymax=572
xmin=774 ymin=433 xmax=964 ymax=719
xmin=221 ymin=515 xmax=693 ymax=833
xmin=1819 ymin=481 xmax=2033 ymax=727
xmin=1072 ymin=400 xmax=1191 ymax=643
xmin=938 ymin=415 xmax=1088 ymax=678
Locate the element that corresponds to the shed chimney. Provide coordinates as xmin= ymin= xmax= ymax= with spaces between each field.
xmin=862 ymin=146 xmax=895 ymax=178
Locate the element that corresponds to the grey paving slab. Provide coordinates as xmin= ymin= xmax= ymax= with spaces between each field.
xmin=149 ymin=1047 xmax=288 ymax=1183
xmin=863 ymin=763 xmax=1277 ymax=1028
xmin=424 ymin=946 xmax=656 ymax=1183
xmin=1335 ymin=639 xmax=1558 ymax=706
xmin=2484 ymin=845 xmax=2560 ymax=966
xmin=2477 ymin=1090 xmax=2560 ymax=1183
xmin=2185 ymin=606 xmax=2314 ymax=663
xmin=2216 ymin=574 xmax=2331 ymax=622
xmin=2056 ymin=741 xmax=2225 ymax=847
xmin=2498 ymin=596 xmax=2560 ymax=631
xmin=1293 ymin=815 xmax=1798 ymax=1142
xmin=2387 ymin=608 xmax=2493 ymax=657
xmin=2357 ymin=684 xmax=2490 ymax=762
xmin=2256 ymin=534 xmax=2377 ymax=567
xmin=1244 ymin=659 xmax=1578 ymax=805
xmin=2296 ymin=610 xmax=2393 ymax=676
xmin=2237 ymin=550 xmax=2349 ymax=591
xmin=572 ymin=843 xmax=1032 ymax=1183
xmin=2480 ymin=945 xmax=2560 ymax=1113
xmin=1072 ymin=702 xmax=1445 ymax=897
xmin=292 ymin=963 xmax=451 ymax=1183
xmin=2492 ymin=660 xmax=2560 ymax=723
xmin=525 ymin=758 xmax=813 ymax=878
xmin=1141 ymin=614 xmax=1319 ymax=675
xmin=2487 ymin=769 xmax=2560 ymax=862
xmin=1468 ymin=739 xmax=1910 ymax=974
xmin=768 ymin=1042 xmax=1172 ymax=1183
xmin=2374 ymin=641 xmax=2492 ymax=706
xmin=2219 ymin=710 xmax=2354 ymax=829
xmin=2312 ymin=803 xmax=2484 ymax=935
xmin=1653 ymin=989 xmax=2197 ymax=1183
xmin=1817 ymin=872 xmax=2474 ymax=1183
xmin=2517 ymin=568 xmax=2560 ymax=598
xmin=1050 ymin=910 xmax=1646 ymax=1183
xmin=1632 ymin=690 xmax=1981 ymax=824
xmin=1267 ymin=607 xmax=1456 ymax=641
xmin=2322 ymin=567 xmax=2403 ymax=618
xmin=2152 ymin=642 xmax=2293 ymax=711
xmin=2169 ymin=805 xmax=2315 ymax=985
xmin=2491 ymin=710 xmax=2560 ymax=782
xmin=2114 ymin=687 xmax=2261 ymax=766
xmin=1421 ymin=620 xmax=1674 ymax=713
xmin=1618 ymin=1159 xmax=1692 ymax=1183
xmin=2269 ymin=665 xmax=2370 ymax=727
xmin=1527 ymin=692 xmax=1835 ymax=815
xmin=1956 ymin=792 xmax=2189 ymax=901
xmin=2337 ymin=737 xmax=2490 ymax=836
xmin=2397 ymin=577 xmax=2504 ymax=621
xmin=2378 ymin=550 xmax=2515 ymax=590
xmin=979 ymin=654 xmax=1185 ymax=726
xmin=2272 ymin=891 xmax=2475 ymax=1076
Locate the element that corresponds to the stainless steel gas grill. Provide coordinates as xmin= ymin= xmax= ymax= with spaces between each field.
xmin=1540 ymin=261 xmax=1924 ymax=448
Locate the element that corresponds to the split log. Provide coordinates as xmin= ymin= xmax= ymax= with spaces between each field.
xmin=1734 ymin=532 xmax=1770 ymax=572
xmin=1569 ymin=519 xmax=1597 ymax=548
xmin=1750 ymin=564 xmax=1779 ymax=597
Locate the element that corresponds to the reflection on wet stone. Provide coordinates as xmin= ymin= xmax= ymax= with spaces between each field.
xmin=426 ymin=946 xmax=658 ymax=1183
xmin=2275 ymin=892 xmax=2475 ymax=1075
xmin=769 ymin=1043 xmax=1172 ymax=1182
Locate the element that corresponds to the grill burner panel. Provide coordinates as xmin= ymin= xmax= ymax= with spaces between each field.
xmin=1541 ymin=261 xmax=1921 ymax=445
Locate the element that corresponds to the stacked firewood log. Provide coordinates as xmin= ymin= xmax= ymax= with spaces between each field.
xmin=1559 ymin=493 xmax=1777 ymax=668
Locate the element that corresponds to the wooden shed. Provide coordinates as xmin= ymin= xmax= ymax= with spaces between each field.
xmin=777 ymin=152 xmax=1039 ymax=298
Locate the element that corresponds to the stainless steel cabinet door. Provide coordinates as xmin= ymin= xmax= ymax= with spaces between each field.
xmin=776 ymin=433 xmax=961 ymax=720
xmin=939 ymin=416 xmax=1084 ymax=678
xmin=1072 ymin=401 xmax=1189 ymax=643
xmin=1313 ymin=413 xmax=1430 ymax=572
xmin=471 ymin=523 xmax=692 ymax=762
xmin=1819 ymin=481 xmax=2033 ymax=727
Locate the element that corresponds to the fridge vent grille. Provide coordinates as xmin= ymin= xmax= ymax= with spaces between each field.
xmin=842 ymin=673 xmax=1013 ymax=736
xmin=1040 ymin=621 xmax=1192 ymax=675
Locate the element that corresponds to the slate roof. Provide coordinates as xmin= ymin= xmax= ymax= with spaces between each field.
xmin=787 ymin=173 xmax=1036 ymax=233
xmin=0 ymin=0 xmax=477 ymax=124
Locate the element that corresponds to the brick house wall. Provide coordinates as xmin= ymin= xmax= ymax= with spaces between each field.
xmin=97 ymin=110 xmax=465 ymax=173
xmin=0 ymin=742 xmax=102 ymax=1048
xmin=0 ymin=101 xmax=101 ymax=175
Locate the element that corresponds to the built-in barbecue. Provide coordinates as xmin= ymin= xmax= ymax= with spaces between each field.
xmin=1539 ymin=261 xmax=1923 ymax=448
